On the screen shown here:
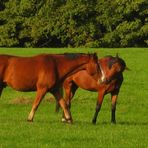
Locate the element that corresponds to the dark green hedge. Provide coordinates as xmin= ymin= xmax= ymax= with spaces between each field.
xmin=0 ymin=0 xmax=147 ymax=47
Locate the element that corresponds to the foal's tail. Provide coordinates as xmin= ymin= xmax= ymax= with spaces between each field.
xmin=125 ymin=66 xmax=131 ymax=71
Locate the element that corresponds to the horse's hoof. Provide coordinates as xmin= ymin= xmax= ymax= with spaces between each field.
xmin=61 ymin=117 xmax=67 ymax=122
xmin=27 ymin=118 xmax=33 ymax=122
xmin=67 ymin=119 xmax=73 ymax=124
xmin=61 ymin=118 xmax=73 ymax=124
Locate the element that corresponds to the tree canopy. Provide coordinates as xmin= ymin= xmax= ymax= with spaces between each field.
xmin=0 ymin=0 xmax=147 ymax=47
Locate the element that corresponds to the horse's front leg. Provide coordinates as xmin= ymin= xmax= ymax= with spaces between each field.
xmin=92 ymin=89 xmax=105 ymax=124
xmin=111 ymin=90 xmax=119 ymax=124
xmin=28 ymin=87 xmax=47 ymax=122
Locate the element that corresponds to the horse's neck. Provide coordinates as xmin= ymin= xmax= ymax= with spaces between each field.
xmin=57 ymin=57 xmax=88 ymax=79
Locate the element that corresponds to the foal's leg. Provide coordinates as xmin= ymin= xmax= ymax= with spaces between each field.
xmin=27 ymin=87 xmax=47 ymax=122
xmin=111 ymin=90 xmax=119 ymax=124
xmin=92 ymin=89 xmax=105 ymax=124
xmin=65 ymin=83 xmax=78 ymax=109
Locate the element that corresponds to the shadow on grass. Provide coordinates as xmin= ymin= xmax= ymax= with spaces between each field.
xmin=93 ymin=121 xmax=148 ymax=126
xmin=73 ymin=120 xmax=148 ymax=126
xmin=1 ymin=117 xmax=148 ymax=126
xmin=117 ymin=121 xmax=148 ymax=126
xmin=19 ymin=120 xmax=148 ymax=126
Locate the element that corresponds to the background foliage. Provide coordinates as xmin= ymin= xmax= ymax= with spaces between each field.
xmin=0 ymin=0 xmax=147 ymax=47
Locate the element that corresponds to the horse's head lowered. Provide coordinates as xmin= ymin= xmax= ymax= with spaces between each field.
xmin=108 ymin=54 xmax=129 ymax=72
xmin=105 ymin=54 xmax=129 ymax=83
xmin=97 ymin=54 xmax=129 ymax=84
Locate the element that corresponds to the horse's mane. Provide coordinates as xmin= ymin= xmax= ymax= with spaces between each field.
xmin=64 ymin=53 xmax=84 ymax=60
xmin=63 ymin=52 xmax=96 ymax=60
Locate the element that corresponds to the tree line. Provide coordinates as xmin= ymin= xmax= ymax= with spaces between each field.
xmin=0 ymin=0 xmax=147 ymax=48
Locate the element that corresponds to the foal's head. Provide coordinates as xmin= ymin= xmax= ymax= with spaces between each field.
xmin=105 ymin=54 xmax=128 ymax=82
xmin=108 ymin=54 xmax=127 ymax=73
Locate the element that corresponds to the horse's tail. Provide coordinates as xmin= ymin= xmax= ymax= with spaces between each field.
xmin=55 ymin=101 xmax=60 ymax=113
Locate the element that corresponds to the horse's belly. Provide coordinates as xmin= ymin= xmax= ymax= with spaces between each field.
xmin=5 ymin=77 xmax=37 ymax=91
xmin=74 ymin=76 xmax=98 ymax=91
xmin=4 ymin=70 xmax=37 ymax=91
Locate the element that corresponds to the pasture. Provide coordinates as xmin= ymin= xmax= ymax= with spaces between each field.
xmin=0 ymin=48 xmax=147 ymax=148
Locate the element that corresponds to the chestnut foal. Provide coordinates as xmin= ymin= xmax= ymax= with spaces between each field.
xmin=57 ymin=55 xmax=128 ymax=124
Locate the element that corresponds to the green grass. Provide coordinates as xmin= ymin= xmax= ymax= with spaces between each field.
xmin=0 ymin=48 xmax=147 ymax=148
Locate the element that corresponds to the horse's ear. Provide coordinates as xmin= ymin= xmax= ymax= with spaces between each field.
xmin=116 ymin=53 xmax=119 ymax=58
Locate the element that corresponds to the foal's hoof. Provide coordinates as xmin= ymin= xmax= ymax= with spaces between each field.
xmin=92 ymin=119 xmax=97 ymax=125
xmin=111 ymin=121 xmax=116 ymax=124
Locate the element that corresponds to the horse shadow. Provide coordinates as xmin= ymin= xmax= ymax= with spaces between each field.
xmin=116 ymin=121 xmax=148 ymax=126
xmin=94 ymin=121 xmax=148 ymax=126
xmin=74 ymin=120 xmax=148 ymax=126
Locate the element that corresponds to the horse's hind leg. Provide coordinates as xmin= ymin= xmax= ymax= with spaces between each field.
xmin=53 ymin=90 xmax=72 ymax=123
xmin=111 ymin=90 xmax=119 ymax=124
xmin=54 ymin=81 xmax=71 ymax=113
xmin=55 ymin=81 xmax=77 ymax=112
xmin=27 ymin=87 xmax=47 ymax=122
xmin=92 ymin=89 xmax=105 ymax=124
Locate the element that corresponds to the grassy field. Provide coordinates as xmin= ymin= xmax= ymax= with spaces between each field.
xmin=0 ymin=48 xmax=147 ymax=148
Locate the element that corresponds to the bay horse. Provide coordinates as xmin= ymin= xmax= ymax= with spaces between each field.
xmin=0 ymin=53 xmax=101 ymax=123
xmin=57 ymin=55 xmax=128 ymax=124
